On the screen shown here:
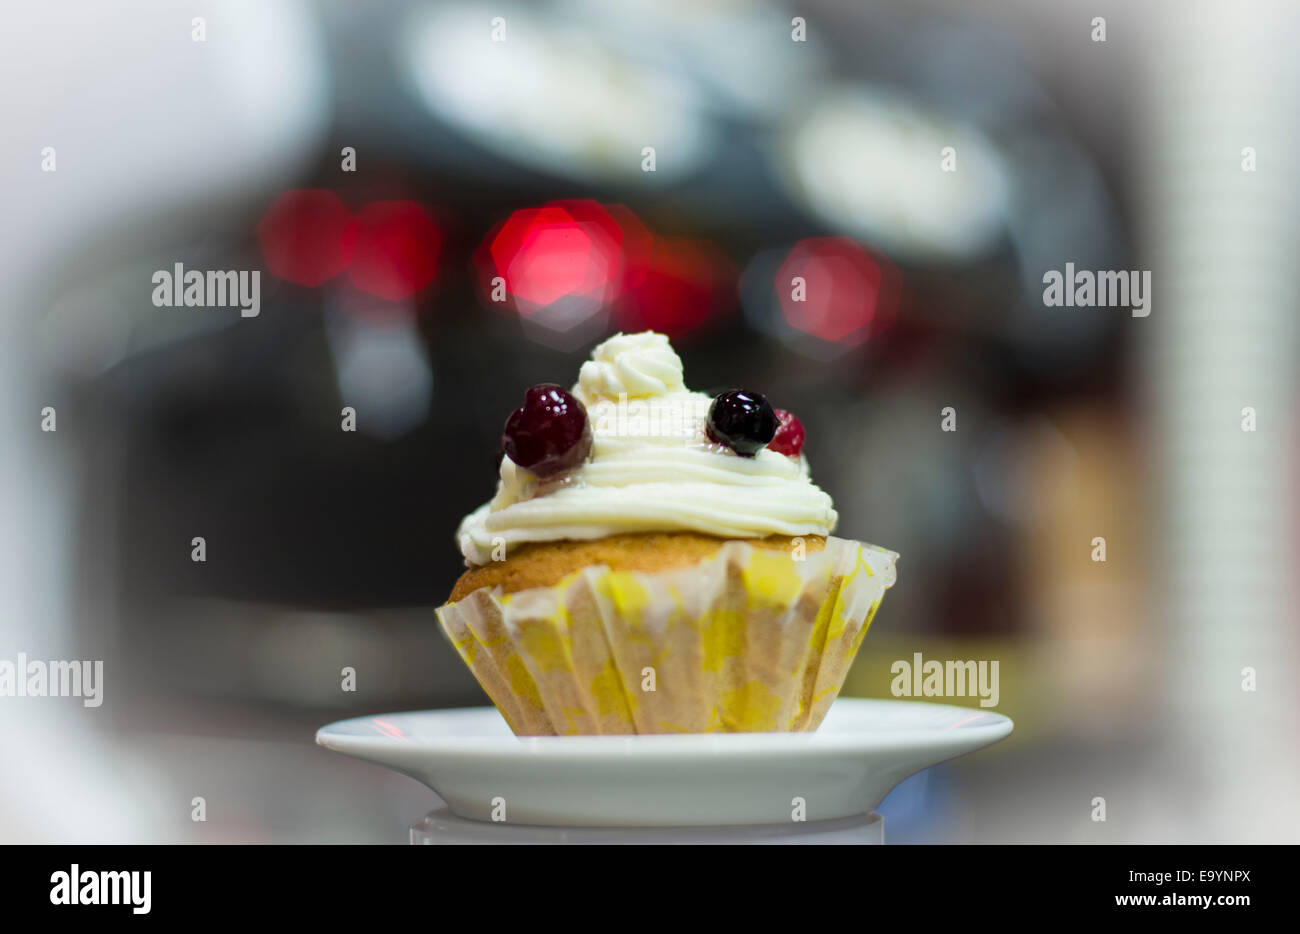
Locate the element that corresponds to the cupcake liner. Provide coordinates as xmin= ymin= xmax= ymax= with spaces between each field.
xmin=436 ymin=536 xmax=898 ymax=735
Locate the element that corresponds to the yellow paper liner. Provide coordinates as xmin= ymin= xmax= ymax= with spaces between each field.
xmin=435 ymin=536 xmax=898 ymax=735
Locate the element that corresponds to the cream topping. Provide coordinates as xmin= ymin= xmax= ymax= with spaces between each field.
xmin=457 ymin=332 xmax=838 ymax=565
xmin=573 ymin=331 xmax=686 ymax=404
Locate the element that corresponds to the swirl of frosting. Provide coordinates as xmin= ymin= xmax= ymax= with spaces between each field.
xmin=457 ymin=331 xmax=838 ymax=566
xmin=573 ymin=331 xmax=685 ymax=404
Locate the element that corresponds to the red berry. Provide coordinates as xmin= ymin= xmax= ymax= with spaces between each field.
xmin=769 ymin=409 xmax=805 ymax=456
xmin=502 ymin=384 xmax=593 ymax=477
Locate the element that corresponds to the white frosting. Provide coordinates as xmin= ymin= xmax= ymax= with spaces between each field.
xmin=573 ymin=331 xmax=685 ymax=404
xmin=458 ymin=332 xmax=838 ymax=565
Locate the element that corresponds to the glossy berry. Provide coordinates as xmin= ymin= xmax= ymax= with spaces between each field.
xmin=768 ymin=409 xmax=805 ymax=457
xmin=502 ymin=384 xmax=592 ymax=477
xmin=706 ymin=389 xmax=777 ymax=457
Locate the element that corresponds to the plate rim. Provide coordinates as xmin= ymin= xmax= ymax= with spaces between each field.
xmin=316 ymin=698 xmax=1014 ymax=760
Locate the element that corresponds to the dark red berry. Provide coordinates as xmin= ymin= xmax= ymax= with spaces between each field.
xmin=502 ymin=384 xmax=592 ymax=477
xmin=769 ymin=409 xmax=805 ymax=457
xmin=706 ymin=389 xmax=777 ymax=457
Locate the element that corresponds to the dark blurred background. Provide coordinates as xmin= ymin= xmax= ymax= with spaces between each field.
xmin=2 ymin=0 xmax=1297 ymax=843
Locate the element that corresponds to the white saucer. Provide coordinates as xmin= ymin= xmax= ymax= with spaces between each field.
xmin=316 ymin=698 xmax=1012 ymax=827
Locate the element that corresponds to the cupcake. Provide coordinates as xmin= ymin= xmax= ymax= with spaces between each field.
xmin=436 ymin=332 xmax=897 ymax=735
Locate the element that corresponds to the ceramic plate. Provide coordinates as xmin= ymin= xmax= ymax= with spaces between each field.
xmin=317 ymin=698 xmax=1013 ymax=827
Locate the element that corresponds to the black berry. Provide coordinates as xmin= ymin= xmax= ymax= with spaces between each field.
xmin=706 ymin=389 xmax=777 ymax=457
xmin=502 ymin=384 xmax=593 ymax=477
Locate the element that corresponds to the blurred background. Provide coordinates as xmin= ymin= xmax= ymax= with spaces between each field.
xmin=2 ymin=0 xmax=1297 ymax=843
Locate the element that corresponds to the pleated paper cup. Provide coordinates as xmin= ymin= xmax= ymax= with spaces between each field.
xmin=435 ymin=536 xmax=898 ymax=735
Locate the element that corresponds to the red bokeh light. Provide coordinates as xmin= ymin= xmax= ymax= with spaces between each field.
xmin=474 ymin=200 xmax=733 ymax=340
xmin=481 ymin=200 xmax=624 ymax=316
xmin=774 ymin=237 xmax=900 ymax=346
xmin=347 ymin=200 xmax=442 ymax=300
xmin=615 ymin=237 xmax=735 ymax=339
xmin=547 ymin=199 xmax=626 ymax=274
xmin=505 ymin=216 xmax=597 ymax=306
xmin=604 ymin=204 xmax=654 ymax=292
xmin=257 ymin=189 xmax=356 ymax=287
